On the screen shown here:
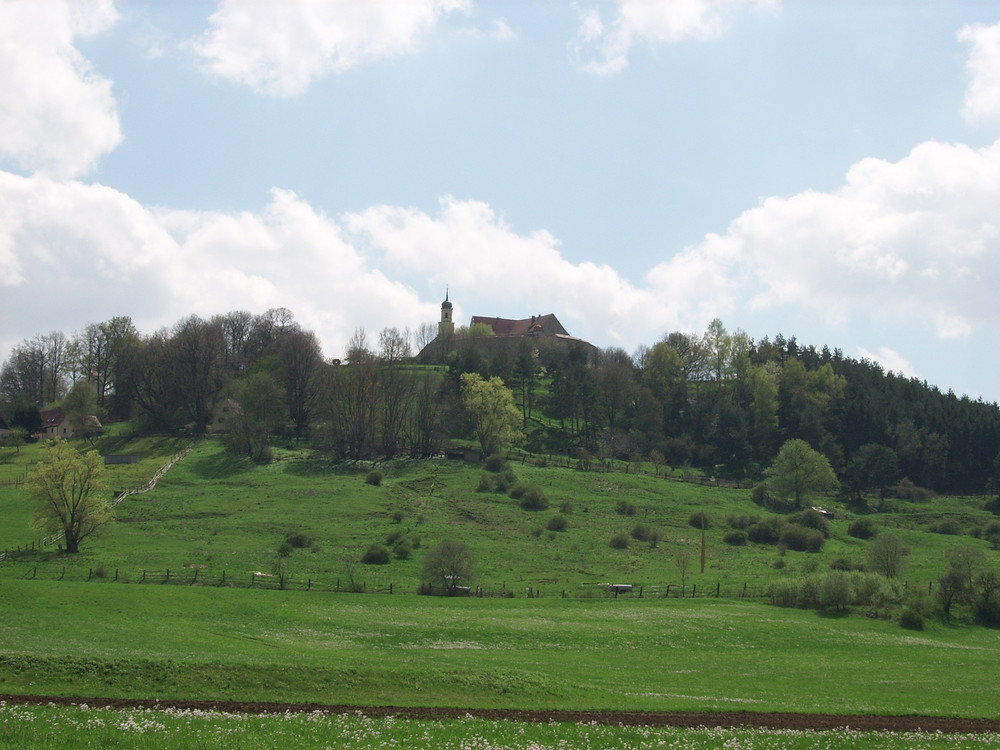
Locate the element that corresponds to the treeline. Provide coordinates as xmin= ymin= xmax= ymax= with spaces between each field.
xmin=3 ymin=312 xmax=999 ymax=494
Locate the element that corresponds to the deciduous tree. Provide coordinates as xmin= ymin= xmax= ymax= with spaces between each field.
xmin=460 ymin=373 xmax=523 ymax=456
xmin=764 ymin=439 xmax=839 ymax=508
xmin=26 ymin=439 xmax=112 ymax=553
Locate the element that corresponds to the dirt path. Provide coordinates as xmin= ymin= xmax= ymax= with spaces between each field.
xmin=2 ymin=694 xmax=998 ymax=734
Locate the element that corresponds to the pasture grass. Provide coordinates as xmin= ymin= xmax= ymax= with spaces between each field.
xmin=1 ymin=580 xmax=999 ymax=717
xmin=2 ymin=437 xmax=996 ymax=599
xmin=1 ymin=703 xmax=1000 ymax=749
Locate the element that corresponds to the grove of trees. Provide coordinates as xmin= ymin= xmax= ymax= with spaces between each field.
xmin=4 ymin=311 xmax=1000 ymax=498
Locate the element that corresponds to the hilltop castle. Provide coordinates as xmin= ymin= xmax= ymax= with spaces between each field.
xmin=419 ymin=291 xmax=596 ymax=362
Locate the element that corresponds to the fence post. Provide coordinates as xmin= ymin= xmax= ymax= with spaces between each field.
xmin=742 ymin=582 xmax=747 ymax=598
xmin=140 ymin=569 xmax=146 ymax=583
xmin=639 ymin=585 xmax=643 ymax=598
xmin=716 ymin=582 xmax=720 ymax=597
xmin=692 ymin=584 xmax=697 ymax=598
xmin=389 ymin=582 xmax=392 ymax=594
xmin=114 ymin=568 xmax=119 ymax=582
xmin=192 ymin=568 xmax=199 ymax=585
xmin=165 ymin=569 xmax=170 ymax=583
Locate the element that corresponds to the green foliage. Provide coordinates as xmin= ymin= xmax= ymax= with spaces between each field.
xmin=25 ymin=439 xmax=112 ymax=554
xmin=460 ymin=373 xmax=524 ymax=456
xmin=764 ymin=439 xmax=839 ymax=508
xmin=365 ymin=470 xmax=383 ymax=486
xmin=778 ymin=524 xmax=825 ymax=553
xmin=688 ymin=510 xmax=712 ymax=529
xmin=615 ymin=500 xmax=636 ymax=516
xmin=899 ymin=609 xmax=925 ymax=630
xmin=927 ymin=518 xmax=963 ymax=535
xmin=608 ymin=532 xmax=629 ymax=549
xmin=723 ymin=530 xmax=748 ymax=546
xmin=546 ymin=514 xmax=569 ymax=532
xmin=516 ymin=485 xmax=549 ymax=511
xmin=361 ymin=544 xmax=391 ymax=565
xmin=848 ymin=517 xmax=878 ymax=539
xmin=420 ymin=538 xmax=474 ymax=594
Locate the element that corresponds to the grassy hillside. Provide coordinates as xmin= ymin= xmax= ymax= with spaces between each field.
xmin=1 ymin=436 xmax=997 ymax=597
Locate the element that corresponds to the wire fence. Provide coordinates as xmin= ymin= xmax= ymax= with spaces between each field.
xmin=0 ymin=562 xmax=769 ymax=600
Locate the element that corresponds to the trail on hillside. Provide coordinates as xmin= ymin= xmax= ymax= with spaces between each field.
xmin=1 ymin=695 xmax=998 ymax=734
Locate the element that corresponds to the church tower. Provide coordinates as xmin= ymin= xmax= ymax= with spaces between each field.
xmin=438 ymin=289 xmax=454 ymax=338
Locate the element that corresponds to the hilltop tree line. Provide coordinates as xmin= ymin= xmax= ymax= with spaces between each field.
xmin=3 ymin=311 xmax=1000 ymax=495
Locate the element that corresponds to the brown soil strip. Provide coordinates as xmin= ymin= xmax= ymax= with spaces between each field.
xmin=1 ymin=694 xmax=998 ymax=733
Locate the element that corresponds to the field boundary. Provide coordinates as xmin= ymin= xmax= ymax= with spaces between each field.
xmin=1 ymin=694 xmax=998 ymax=733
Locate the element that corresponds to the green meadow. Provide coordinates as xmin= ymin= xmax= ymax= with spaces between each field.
xmin=2 ymin=434 xmax=1000 ymax=739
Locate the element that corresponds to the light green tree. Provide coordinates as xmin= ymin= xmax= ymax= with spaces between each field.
xmin=765 ymin=438 xmax=839 ymax=508
xmin=420 ymin=539 xmax=475 ymax=595
xmin=460 ymin=373 xmax=524 ymax=456
xmin=26 ymin=439 xmax=112 ymax=553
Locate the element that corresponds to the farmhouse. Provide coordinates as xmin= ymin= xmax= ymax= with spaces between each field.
xmin=35 ymin=408 xmax=102 ymax=439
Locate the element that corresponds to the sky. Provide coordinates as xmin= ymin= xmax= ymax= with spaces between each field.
xmin=3 ymin=0 xmax=1000 ymax=402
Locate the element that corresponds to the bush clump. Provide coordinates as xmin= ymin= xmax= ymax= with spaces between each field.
xmin=927 ymin=518 xmax=962 ymax=535
xmin=727 ymin=514 xmax=757 ymax=530
xmin=779 ymin=524 xmax=825 ymax=553
xmin=848 ymin=518 xmax=878 ymax=539
xmin=789 ymin=509 xmax=830 ymax=537
xmin=609 ymin=533 xmax=630 ymax=549
xmin=365 ymin=470 xmax=383 ymax=486
xmin=900 ymin=609 xmax=925 ymax=631
xmin=688 ymin=511 xmax=712 ymax=530
xmin=747 ymin=517 xmax=785 ymax=544
xmin=484 ymin=453 xmax=507 ymax=472
xmin=723 ymin=530 xmax=748 ymax=546
xmin=517 ymin=485 xmax=549 ymax=511
xmin=360 ymin=544 xmax=391 ymax=565
xmin=547 ymin=514 xmax=569 ymax=532
xmin=615 ymin=500 xmax=636 ymax=517
xmin=285 ymin=533 xmax=313 ymax=549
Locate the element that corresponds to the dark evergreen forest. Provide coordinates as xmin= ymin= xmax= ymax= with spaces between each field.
xmin=3 ymin=310 xmax=999 ymax=496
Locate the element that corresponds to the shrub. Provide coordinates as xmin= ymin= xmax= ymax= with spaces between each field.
xmin=927 ymin=518 xmax=962 ymax=535
xmin=559 ymin=500 xmax=573 ymax=514
xmin=609 ymin=533 xmax=630 ymax=549
xmin=385 ymin=529 xmax=406 ymax=546
xmin=391 ymin=510 xmax=405 ymax=524
xmin=476 ymin=473 xmax=494 ymax=492
xmin=779 ymin=524 xmax=825 ymax=553
xmin=688 ymin=510 xmax=712 ymax=530
xmin=365 ymin=470 xmax=383 ymax=486
xmin=766 ymin=579 xmax=799 ymax=608
xmin=848 ymin=518 xmax=878 ymax=540
xmin=892 ymin=478 xmax=935 ymax=501
xmin=747 ymin=517 xmax=785 ymax=544
xmin=615 ymin=500 xmax=636 ymax=516
xmin=819 ymin=572 xmax=851 ymax=612
xmin=495 ymin=467 xmax=517 ymax=493
xmin=518 ymin=485 xmax=549 ymax=511
xmin=393 ymin=539 xmax=412 ymax=560
xmin=285 ymin=533 xmax=313 ymax=549
xmin=727 ymin=514 xmax=756 ymax=530
xmin=828 ymin=556 xmax=862 ymax=571
xmin=789 ymin=509 xmax=830 ymax=537
xmin=900 ymin=609 xmax=925 ymax=630
xmin=508 ymin=483 xmax=527 ymax=499
xmin=547 ymin=514 xmax=569 ymax=532
xmin=277 ymin=542 xmax=293 ymax=557
xmin=631 ymin=524 xmax=653 ymax=541
xmin=484 ymin=453 xmax=507 ymax=472
xmin=723 ymin=530 xmax=748 ymax=546
xmin=361 ymin=544 xmax=391 ymax=564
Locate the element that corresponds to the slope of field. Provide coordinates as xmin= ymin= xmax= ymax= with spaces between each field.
xmin=1 ymin=437 xmax=994 ymax=595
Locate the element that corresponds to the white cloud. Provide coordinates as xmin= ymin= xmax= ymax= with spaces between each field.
xmin=959 ymin=21 xmax=1000 ymax=125
xmin=650 ymin=137 xmax=1000 ymax=341
xmin=574 ymin=0 xmax=778 ymax=75
xmin=193 ymin=0 xmax=470 ymax=97
xmin=857 ymin=346 xmax=917 ymax=380
xmin=0 ymin=0 xmax=122 ymax=178
xmin=0 ymin=174 xmax=437 ymax=360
